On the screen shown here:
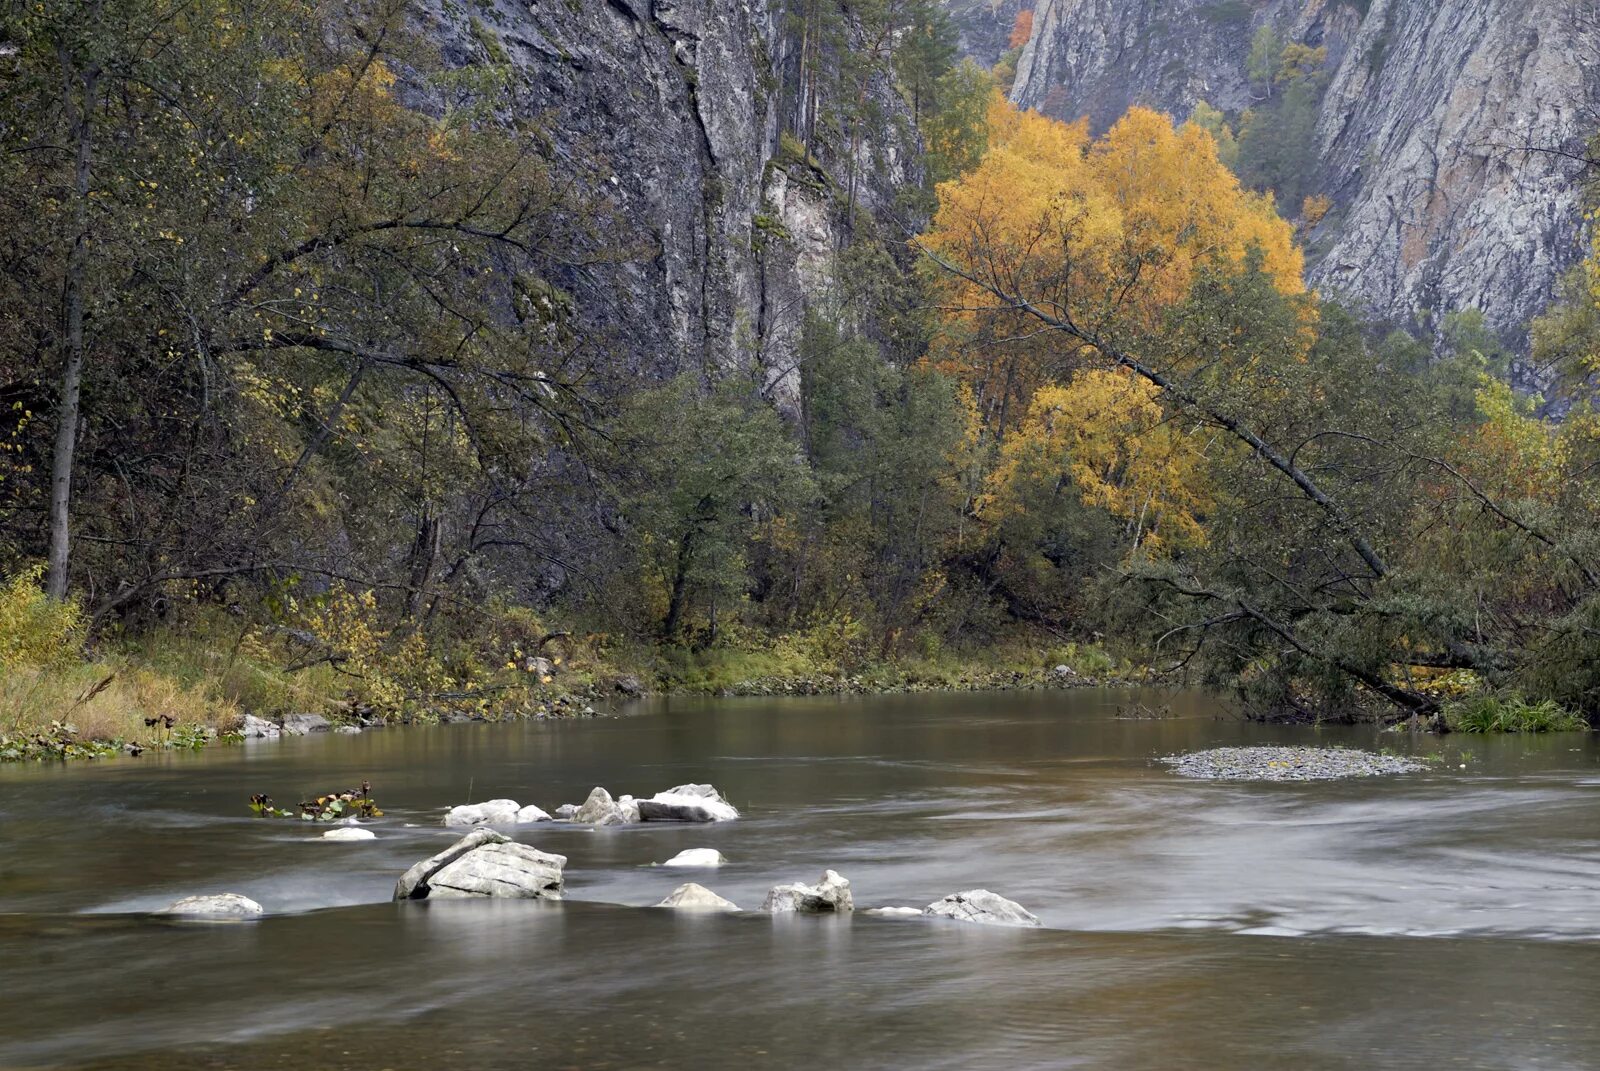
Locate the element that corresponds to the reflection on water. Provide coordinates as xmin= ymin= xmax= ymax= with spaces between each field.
xmin=1 ymin=688 xmax=1597 ymax=1069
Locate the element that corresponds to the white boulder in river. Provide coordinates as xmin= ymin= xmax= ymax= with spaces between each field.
xmin=763 ymin=869 xmax=853 ymax=913
xmin=322 ymin=826 xmax=376 ymax=841
xmin=923 ymin=890 xmax=1040 ymax=927
xmin=157 ymin=893 xmax=263 ymax=918
xmin=638 ymin=783 xmax=739 ymax=823
xmin=442 ymin=799 xmax=552 ymax=827
xmin=661 ymin=848 xmax=726 ymax=868
xmin=394 ymin=829 xmax=565 ymax=900
xmin=655 ymin=882 xmax=740 ymax=911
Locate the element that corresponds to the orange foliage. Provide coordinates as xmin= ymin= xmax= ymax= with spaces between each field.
xmin=1008 ymin=9 xmax=1035 ymax=49
xmin=922 ymin=94 xmax=1304 ymax=432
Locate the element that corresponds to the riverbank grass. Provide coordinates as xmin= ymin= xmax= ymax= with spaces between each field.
xmin=1444 ymin=695 xmax=1588 ymax=734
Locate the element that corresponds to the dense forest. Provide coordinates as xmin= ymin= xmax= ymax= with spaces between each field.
xmin=2 ymin=0 xmax=1599 ymax=755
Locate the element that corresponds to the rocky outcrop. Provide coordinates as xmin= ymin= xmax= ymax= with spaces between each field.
xmin=762 ymin=869 xmax=854 ymax=913
xmin=280 ymin=712 xmax=332 ymax=735
xmin=656 ymin=882 xmax=740 ymax=911
xmin=571 ymin=787 xmax=632 ymax=827
xmin=1004 ymin=0 xmax=1600 ymax=344
xmin=637 ymin=784 xmax=739 ymax=823
xmin=157 ymin=893 xmax=263 ymax=918
xmin=418 ymin=0 xmax=923 ymax=414
xmin=394 ymin=829 xmax=566 ymax=901
xmin=923 ymin=889 xmax=1040 ymax=927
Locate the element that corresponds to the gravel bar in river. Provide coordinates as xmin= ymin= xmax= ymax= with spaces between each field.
xmin=1162 ymin=745 xmax=1427 ymax=782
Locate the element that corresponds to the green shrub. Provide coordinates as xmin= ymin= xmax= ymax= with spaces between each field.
xmin=0 ymin=565 xmax=84 ymax=668
xmin=1445 ymin=695 xmax=1588 ymax=734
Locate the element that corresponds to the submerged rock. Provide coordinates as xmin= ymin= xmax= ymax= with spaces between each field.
xmin=394 ymin=829 xmax=565 ymax=901
xmin=1162 ymin=746 xmax=1426 ymax=782
xmin=762 ymin=869 xmax=853 ymax=914
xmin=321 ymin=827 xmax=376 ymax=841
xmin=656 ymin=882 xmax=740 ymax=911
xmin=662 ymin=848 xmax=726 ymax=868
xmin=923 ymin=890 xmax=1040 ymax=928
xmin=862 ymin=906 xmax=923 ymax=918
xmin=158 ymin=892 xmax=263 ymax=918
xmin=638 ymin=784 xmax=739 ymax=823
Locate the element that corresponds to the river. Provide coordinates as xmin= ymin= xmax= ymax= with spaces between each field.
xmin=2 ymin=688 xmax=1597 ymax=1069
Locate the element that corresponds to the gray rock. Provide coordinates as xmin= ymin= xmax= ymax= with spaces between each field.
xmin=923 ymin=890 xmax=1040 ymax=928
xmin=516 ymin=803 xmax=553 ymax=823
xmin=334 ymin=724 xmax=362 ymax=735
xmin=280 ymin=712 xmax=332 ymax=735
xmin=638 ymin=783 xmax=739 ymax=823
xmin=157 ymin=892 xmax=263 ymax=918
xmin=613 ymin=675 xmax=645 ymax=697
xmin=572 ymin=786 xmax=630 ymax=826
xmin=762 ymin=869 xmax=853 ymax=914
xmin=1162 ymin=746 xmax=1425 ymax=782
xmin=443 ymin=799 xmax=522 ymax=827
xmin=238 ymin=714 xmax=279 ymax=739
xmin=656 ymin=882 xmax=740 ymax=911
xmin=553 ymin=803 xmax=580 ymax=820
xmin=321 ymin=827 xmax=376 ymax=842
xmin=394 ymin=829 xmax=566 ymax=900
xmin=863 ymin=906 xmax=923 ymax=918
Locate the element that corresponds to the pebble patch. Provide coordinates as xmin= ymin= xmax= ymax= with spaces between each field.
xmin=1162 ymin=745 xmax=1426 ymax=782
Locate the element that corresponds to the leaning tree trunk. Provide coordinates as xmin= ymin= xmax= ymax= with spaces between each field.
xmin=46 ymin=50 xmax=98 ymax=601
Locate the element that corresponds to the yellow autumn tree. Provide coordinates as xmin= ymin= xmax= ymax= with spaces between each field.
xmin=985 ymin=369 xmax=1212 ymax=555
xmin=922 ymin=94 xmax=1303 ymax=435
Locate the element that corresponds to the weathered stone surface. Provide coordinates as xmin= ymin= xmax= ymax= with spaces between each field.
xmin=394 ymin=829 xmax=566 ymax=901
xmin=394 ymin=829 xmax=504 ymax=899
xmin=516 ymin=803 xmax=553 ymax=823
xmin=655 ymin=882 xmax=740 ymax=911
xmin=1004 ymin=0 xmax=1600 ymax=348
xmin=616 ymin=795 xmax=641 ymax=823
xmin=923 ymin=890 xmax=1040 ymax=928
xmin=157 ymin=893 xmax=263 ymax=918
xmin=638 ymin=784 xmax=739 ymax=823
xmin=425 ymin=842 xmax=567 ymax=900
xmin=572 ymin=787 xmax=630 ymax=826
xmin=281 ymin=712 xmax=332 ymax=735
xmin=443 ymin=799 xmax=522 ymax=827
xmin=321 ymin=826 xmax=377 ymax=841
xmin=662 ymin=848 xmax=727 ymax=868
xmin=334 ymin=725 xmax=362 ymax=735
xmin=762 ymin=869 xmax=853 ymax=914
xmin=238 ymin=714 xmax=279 ymax=739
xmin=553 ymin=803 xmax=580 ymax=820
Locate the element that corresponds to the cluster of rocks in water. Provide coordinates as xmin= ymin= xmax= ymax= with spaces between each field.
xmin=1162 ymin=746 xmax=1427 ymax=782
xmin=156 ymin=779 xmax=1039 ymax=928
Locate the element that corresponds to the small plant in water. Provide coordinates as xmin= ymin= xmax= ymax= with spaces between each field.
xmin=250 ymin=779 xmax=383 ymax=820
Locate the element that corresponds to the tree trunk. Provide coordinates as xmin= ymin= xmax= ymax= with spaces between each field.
xmin=662 ymin=529 xmax=697 ymax=640
xmin=47 ymin=50 xmax=98 ymax=600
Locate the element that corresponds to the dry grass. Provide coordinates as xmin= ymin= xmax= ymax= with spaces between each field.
xmin=0 ymin=659 xmax=239 ymax=742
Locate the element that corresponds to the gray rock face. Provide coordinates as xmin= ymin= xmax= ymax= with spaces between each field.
xmin=280 ymin=712 xmax=332 ymax=735
xmin=553 ymin=803 xmax=580 ymax=820
xmin=923 ymin=889 xmax=1040 ymax=927
xmin=762 ymin=869 xmax=854 ymax=913
xmin=157 ymin=893 xmax=263 ymax=918
xmin=638 ymin=783 xmax=739 ymax=823
xmin=1004 ymin=0 xmax=1600 ymax=346
xmin=414 ymin=0 xmax=921 ymax=416
xmin=394 ymin=829 xmax=566 ymax=901
xmin=443 ymin=799 xmax=554 ymax=827
xmin=655 ymin=882 xmax=740 ymax=911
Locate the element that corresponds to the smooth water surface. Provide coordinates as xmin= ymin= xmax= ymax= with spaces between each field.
xmin=2 ymin=689 xmax=1598 ymax=1069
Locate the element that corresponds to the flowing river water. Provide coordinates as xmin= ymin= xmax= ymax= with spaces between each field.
xmin=2 ymin=688 xmax=1598 ymax=1070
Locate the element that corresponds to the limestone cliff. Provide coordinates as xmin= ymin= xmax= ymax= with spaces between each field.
xmin=419 ymin=0 xmax=921 ymax=409
xmin=999 ymin=0 xmax=1600 ymax=342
